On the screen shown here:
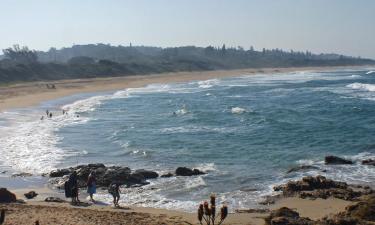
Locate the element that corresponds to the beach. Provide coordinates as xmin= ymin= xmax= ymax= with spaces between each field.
xmin=0 ymin=66 xmax=369 ymax=112
xmin=1 ymin=65 xmax=375 ymax=225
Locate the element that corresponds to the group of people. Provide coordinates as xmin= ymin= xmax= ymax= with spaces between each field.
xmin=64 ymin=171 xmax=121 ymax=207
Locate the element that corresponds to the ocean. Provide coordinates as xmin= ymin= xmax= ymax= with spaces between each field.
xmin=1 ymin=68 xmax=375 ymax=211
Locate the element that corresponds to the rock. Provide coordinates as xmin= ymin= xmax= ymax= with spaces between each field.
xmin=325 ymin=155 xmax=353 ymax=165
xmin=345 ymin=194 xmax=375 ymax=221
xmin=274 ymin=176 xmax=348 ymax=194
xmin=317 ymin=194 xmax=375 ymax=224
xmin=45 ymin=197 xmax=65 ymax=203
xmin=0 ymin=188 xmax=17 ymax=203
xmin=160 ymin=173 xmax=174 ymax=178
xmin=175 ymin=167 xmax=205 ymax=176
xmin=362 ymin=159 xmax=375 ymax=166
xmin=11 ymin=172 xmax=33 ymax=178
xmin=287 ymin=165 xmax=319 ymax=173
xmin=265 ymin=207 xmax=313 ymax=225
xmin=49 ymin=169 xmax=71 ymax=177
xmin=24 ymin=191 xmax=38 ymax=199
xmin=133 ymin=169 xmax=159 ymax=179
xmin=273 ymin=176 xmax=372 ymax=201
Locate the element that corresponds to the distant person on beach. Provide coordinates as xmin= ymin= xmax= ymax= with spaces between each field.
xmin=65 ymin=171 xmax=80 ymax=204
xmin=108 ymin=182 xmax=121 ymax=207
xmin=87 ymin=171 xmax=96 ymax=202
xmin=46 ymin=110 xmax=49 ymax=116
xmin=49 ymin=112 xmax=53 ymax=118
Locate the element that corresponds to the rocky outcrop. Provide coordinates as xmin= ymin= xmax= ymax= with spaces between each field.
xmin=266 ymin=195 xmax=375 ymax=225
xmin=265 ymin=207 xmax=313 ymax=225
xmin=133 ymin=169 xmax=159 ymax=179
xmin=362 ymin=159 xmax=375 ymax=166
xmin=175 ymin=167 xmax=205 ymax=176
xmin=325 ymin=156 xmax=353 ymax=165
xmin=316 ymin=194 xmax=375 ymax=225
xmin=0 ymin=188 xmax=16 ymax=203
xmin=160 ymin=173 xmax=173 ymax=178
xmin=48 ymin=164 xmax=158 ymax=188
xmin=273 ymin=176 xmax=372 ymax=201
xmin=24 ymin=191 xmax=38 ymax=199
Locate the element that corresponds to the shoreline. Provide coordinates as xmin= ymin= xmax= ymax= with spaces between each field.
xmin=0 ymin=65 xmax=373 ymax=112
xmin=1 ymin=65 xmax=375 ymax=224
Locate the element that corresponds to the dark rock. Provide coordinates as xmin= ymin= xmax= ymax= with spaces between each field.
xmin=362 ymin=159 xmax=375 ymax=166
xmin=49 ymin=169 xmax=71 ymax=177
xmin=325 ymin=156 xmax=353 ymax=165
xmin=11 ymin=172 xmax=33 ymax=178
xmin=160 ymin=173 xmax=174 ymax=178
xmin=274 ymin=176 xmax=348 ymax=194
xmin=273 ymin=176 xmax=372 ymax=201
xmin=175 ymin=167 xmax=205 ymax=176
xmin=133 ymin=169 xmax=159 ymax=179
xmin=317 ymin=194 xmax=375 ymax=224
xmin=287 ymin=165 xmax=319 ymax=173
xmin=45 ymin=197 xmax=65 ymax=203
xmin=265 ymin=207 xmax=313 ymax=225
xmin=0 ymin=188 xmax=17 ymax=203
xmin=24 ymin=191 xmax=38 ymax=199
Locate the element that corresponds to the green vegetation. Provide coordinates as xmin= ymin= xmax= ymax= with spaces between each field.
xmin=0 ymin=44 xmax=374 ymax=83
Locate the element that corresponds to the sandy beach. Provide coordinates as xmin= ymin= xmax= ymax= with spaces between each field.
xmin=1 ymin=66 xmax=374 ymax=225
xmin=0 ymin=66 xmax=371 ymax=112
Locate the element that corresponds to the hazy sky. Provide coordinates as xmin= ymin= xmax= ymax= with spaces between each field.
xmin=1 ymin=0 xmax=374 ymax=58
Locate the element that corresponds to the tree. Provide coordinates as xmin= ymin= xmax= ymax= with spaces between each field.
xmin=2 ymin=44 xmax=38 ymax=64
xmin=221 ymin=44 xmax=226 ymax=55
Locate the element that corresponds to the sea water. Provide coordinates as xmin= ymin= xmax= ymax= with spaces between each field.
xmin=1 ymin=68 xmax=375 ymax=211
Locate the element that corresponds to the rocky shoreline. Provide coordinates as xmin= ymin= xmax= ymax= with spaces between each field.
xmin=47 ymin=163 xmax=206 ymax=189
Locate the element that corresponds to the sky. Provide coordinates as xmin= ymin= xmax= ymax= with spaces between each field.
xmin=0 ymin=0 xmax=374 ymax=58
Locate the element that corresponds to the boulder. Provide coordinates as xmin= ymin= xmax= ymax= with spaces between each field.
xmin=160 ymin=173 xmax=174 ymax=178
xmin=175 ymin=167 xmax=205 ymax=176
xmin=49 ymin=169 xmax=71 ymax=177
xmin=362 ymin=159 xmax=375 ymax=166
xmin=274 ymin=176 xmax=348 ymax=194
xmin=0 ymin=188 xmax=17 ymax=203
xmin=24 ymin=191 xmax=38 ymax=199
xmin=325 ymin=156 xmax=353 ymax=165
xmin=273 ymin=176 xmax=372 ymax=201
xmin=133 ymin=169 xmax=159 ymax=179
xmin=265 ymin=207 xmax=313 ymax=225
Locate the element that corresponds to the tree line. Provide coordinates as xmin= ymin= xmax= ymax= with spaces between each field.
xmin=0 ymin=44 xmax=374 ymax=83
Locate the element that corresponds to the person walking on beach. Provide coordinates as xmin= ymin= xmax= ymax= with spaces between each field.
xmin=87 ymin=171 xmax=96 ymax=202
xmin=68 ymin=171 xmax=80 ymax=204
xmin=108 ymin=182 xmax=121 ymax=207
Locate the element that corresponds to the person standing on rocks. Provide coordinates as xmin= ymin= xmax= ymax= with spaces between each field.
xmin=68 ymin=171 xmax=80 ymax=204
xmin=87 ymin=171 xmax=96 ymax=202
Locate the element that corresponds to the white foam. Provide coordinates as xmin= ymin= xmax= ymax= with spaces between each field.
xmin=0 ymin=111 xmax=87 ymax=174
xmin=366 ymin=71 xmax=375 ymax=75
xmin=347 ymin=83 xmax=375 ymax=92
xmin=185 ymin=176 xmax=206 ymax=189
xmin=195 ymin=163 xmax=217 ymax=172
xmin=175 ymin=108 xmax=188 ymax=115
xmin=231 ymin=107 xmax=247 ymax=114
xmin=197 ymin=79 xmax=219 ymax=88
